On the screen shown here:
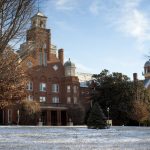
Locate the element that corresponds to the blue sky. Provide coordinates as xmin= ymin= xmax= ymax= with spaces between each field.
xmin=39 ymin=0 xmax=150 ymax=80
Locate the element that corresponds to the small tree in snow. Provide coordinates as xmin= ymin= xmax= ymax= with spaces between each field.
xmin=87 ymin=102 xmax=106 ymax=129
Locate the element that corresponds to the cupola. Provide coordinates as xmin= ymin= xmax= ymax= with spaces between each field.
xmin=64 ymin=58 xmax=76 ymax=76
xmin=31 ymin=12 xmax=47 ymax=28
xmin=144 ymin=59 xmax=150 ymax=78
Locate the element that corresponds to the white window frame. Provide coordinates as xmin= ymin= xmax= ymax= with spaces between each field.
xmin=27 ymin=81 xmax=33 ymax=91
xmin=67 ymin=85 xmax=71 ymax=93
xmin=39 ymin=96 xmax=46 ymax=102
xmin=40 ymin=83 xmax=46 ymax=92
xmin=74 ymin=97 xmax=77 ymax=104
xmin=52 ymin=84 xmax=59 ymax=93
xmin=52 ymin=97 xmax=59 ymax=103
xmin=67 ymin=97 xmax=71 ymax=104
xmin=73 ymin=85 xmax=77 ymax=93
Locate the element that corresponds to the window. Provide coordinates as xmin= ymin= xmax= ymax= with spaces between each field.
xmin=74 ymin=97 xmax=77 ymax=104
xmin=40 ymin=83 xmax=46 ymax=92
xmin=27 ymin=95 xmax=33 ymax=101
xmin=52 ymin=84 xmax=59 ymax=93
xmin=73 ymin=86 xmax=77 ymax=93
xmin=33 ymin=21 xmax=36 ymax=26
xmin=67 ymin=97 xmax=71 ymax=104
xmin=27 ymin=61 xmax=32 ymax=68
xmin=27 ymin=81 xmax=33 ymax=90
xmin=40 ymin=21 xmax=43 ymax=28
xmin=67 ymin=85 xmax=71 ymax=93
xmin=40 ymin=96 xmax=46 ymax=102
xmin=39 ymin=52 xmax=43 ymax=65
xmin=52 ymin=97 xmax=59 ymax=103
xmin=43 ymin=52 xmax=47 ymax=66
xmin=43 ymin=44 xmax=46 ymax=49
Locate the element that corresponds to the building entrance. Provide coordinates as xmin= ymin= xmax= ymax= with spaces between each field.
xmin=51 ymin=111 xmax=57 ymax=125
xmin=0 ymin=110 xmax=3 ymax=125
xmin=41 ymin=111 xmax=47 ymax=125
xmin=61 ymin=111 xmax=67 ymax=125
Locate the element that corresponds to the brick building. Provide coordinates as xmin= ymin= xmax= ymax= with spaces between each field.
xmin=0 ymin=12 xmax=81 ymax=125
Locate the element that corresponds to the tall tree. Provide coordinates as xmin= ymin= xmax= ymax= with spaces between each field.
xmin=91 ymin=69 xmax=150 ymax=125
xmin=0 ymin=0 xmax=35 ymax=52
xmin=0 ymin=48 xmax=28 ymax=109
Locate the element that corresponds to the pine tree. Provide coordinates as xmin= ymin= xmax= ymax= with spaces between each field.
xmin=87 ymin=102 xmax=107 ymax=129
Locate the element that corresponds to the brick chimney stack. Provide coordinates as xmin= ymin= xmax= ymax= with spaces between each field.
xmin=58 ymin=49 xmax=64 ymax=64
xmin=133 ymin=73 xmax=138 ymax=81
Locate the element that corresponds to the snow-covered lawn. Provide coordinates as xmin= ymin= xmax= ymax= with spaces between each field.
xmin=0 ymin=126 xmax=150 ymax=150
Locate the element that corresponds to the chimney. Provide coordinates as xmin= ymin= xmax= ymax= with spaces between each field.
xmin=133 ymin=73 xmax=138 ymax=81
xmin=58 ymin=49 xmax=64 ymax=64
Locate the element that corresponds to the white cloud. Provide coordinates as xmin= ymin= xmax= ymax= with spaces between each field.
xmin=89 ymin=0 xmax=150 ymax=51
xmin=54 ymin=0 xmax=77 ymax=10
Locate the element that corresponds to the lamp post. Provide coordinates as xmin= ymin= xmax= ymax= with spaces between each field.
xmin=107 ymin=107 xmax=110 ymax=127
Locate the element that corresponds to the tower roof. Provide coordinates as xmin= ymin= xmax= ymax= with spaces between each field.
xmin=31 ymin=11 xmax=47 ymax=19
xmin=144 ymin=59 xmax=150 ymax=67
xmin=64 ymin=58 xmax=75 ymax=67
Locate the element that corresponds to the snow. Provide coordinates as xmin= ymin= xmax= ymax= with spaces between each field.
xmin=0 ymin=126 xmax=150 ymax=150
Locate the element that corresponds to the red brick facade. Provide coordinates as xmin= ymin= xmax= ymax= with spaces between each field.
xmin=0 ymin=12 xmax=80 ymax=125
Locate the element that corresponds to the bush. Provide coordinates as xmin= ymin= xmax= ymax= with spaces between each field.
xmin=19 ymin=100 xmax=40 ymax=125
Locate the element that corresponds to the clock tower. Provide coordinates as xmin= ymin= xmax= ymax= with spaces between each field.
xmin=26 ymin=12 xmax=51 ymax=61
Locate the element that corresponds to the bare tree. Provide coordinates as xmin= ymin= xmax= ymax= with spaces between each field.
xmin=130 ymin=100 xmax=149 ymax=124
xmin=0 ymin=0 xmax=35 ymax=53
